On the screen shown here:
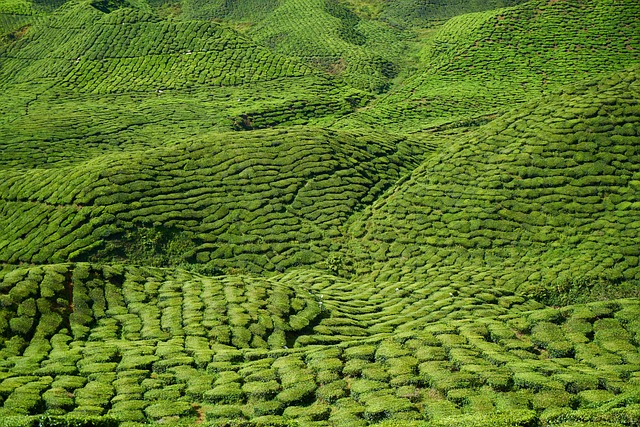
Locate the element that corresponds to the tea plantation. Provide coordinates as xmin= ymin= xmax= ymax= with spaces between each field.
xmin=0 ymin=0 xmax=639 ymax=426
xmin=337 ymin=0 xmax=640 ymax=133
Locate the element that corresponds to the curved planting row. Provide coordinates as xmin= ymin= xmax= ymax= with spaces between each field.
xmin=0 ymin=73 xmax=365 ymax=170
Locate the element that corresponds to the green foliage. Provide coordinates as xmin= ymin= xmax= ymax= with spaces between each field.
xmin=529 ymin=275 xmax=640 ymax=307
xmin=348 ymin=0 xmax=640 ymax=132
xmin=275 ymin=382 xmax=316 ymax=405
xmin=344 ymin=64 xmax=640 ymax=298
xmin=1 ymin=0 xmax=640 ymax=426
xmin=530 ymin=322 xmax=574 ymax=358
xmin=204 ymin=383 xmax=245 ymax=404
xmin=380 ymin=0 xmax=528 ymax=27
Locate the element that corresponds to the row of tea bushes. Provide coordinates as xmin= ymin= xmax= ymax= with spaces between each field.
xmin=0 ymin=263 xmax=325 ymax=350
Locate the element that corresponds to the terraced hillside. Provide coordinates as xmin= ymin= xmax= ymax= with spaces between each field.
xmin=0 ymin=0 xmax=639 ymax=426
xmin=181 ymin=0 xmax=409 ymax=92
xmin=0 ymin=0 xmax=366 ymax=166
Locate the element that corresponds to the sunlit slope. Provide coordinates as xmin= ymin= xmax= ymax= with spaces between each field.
xmin=180 ymin=0 xmax=280 ymax=22
xmin=0 ymin=263 xmax=638 ymax=425
xmin=0 ymin=263 xmax=542 ymax=353
xmin=338 ymin=0 xmax=640 ymax=133
xmin=0 ymin=0 xmax=44 ymax=124
xmin=0 ymin=0 xmax=365 ymax=155
xmin=0 ymin=128 xmax=425 ymax=274
xmin=343 ymin=66 xmax=640 ymax=295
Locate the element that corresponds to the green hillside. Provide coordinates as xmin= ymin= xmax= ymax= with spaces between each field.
xmin=343 ymin=65 xmax=640 ymax=296
xmin=378 ymin=0 xmax=529 ymax=27
xmin=180 ymin=0 xmax=410 ymax=92
xmin=0 ymin=0 xmax=639 ymax=426
xmin=0 ymin=127 xmax=426 ymax=273
xmin=338 ymin=0 xmax=640 ymax=132
xmin=0 ymin=0 xmax=367 ymax=165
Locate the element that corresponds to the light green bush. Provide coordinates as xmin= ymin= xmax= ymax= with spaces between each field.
xmin=144 ymin=401 xmax=195 ymax=420
xmin=204 ymin=383 xmax=245 ymax=404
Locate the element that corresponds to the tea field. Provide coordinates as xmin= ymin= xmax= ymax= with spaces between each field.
xmin=337 ymin=0 xmax=640 ymax=133
xmin=0 ymin=127 xmax=427 ymax=273
xmin=344 ymin=65 xmax=640 ymax=295
xmin=0 ymin=0 xmax=639 ymax=426
xmin=0 ymin=263 xmax=639 ymax=426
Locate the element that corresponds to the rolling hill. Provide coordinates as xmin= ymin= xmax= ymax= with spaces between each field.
xmin=344 ymin=65 xmax=640 ymax=295
xmin=0 ymin=0 xmax=639 ymax=426
xmin=336 ymin=0 xmax=640 ymax=133
xmin=0 ymin=127 xmax=426 ymax=273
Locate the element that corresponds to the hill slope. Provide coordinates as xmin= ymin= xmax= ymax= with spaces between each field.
xmin=0 ymin=0 xmax=366 ymax=167
xmin=337 ymin=0 xmax=640 ymax=133
xmin=0 ymin=127 xmax=426 ymax=274
xmin=343 ymin=65 xmax=640 ymax=296
xmin=179 ymin=0 xmax=411 ymax=93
